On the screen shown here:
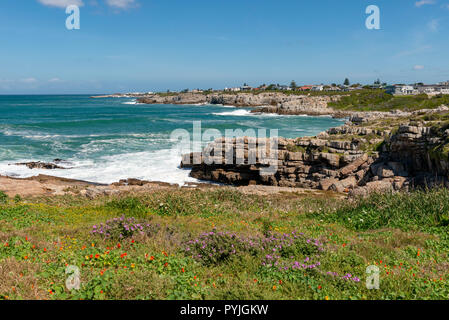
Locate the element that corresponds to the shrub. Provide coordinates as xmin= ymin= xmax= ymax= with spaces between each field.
xmin=184 ymin=230 xmax=324 ymax=268
xmin=91 ymin=216 xmax=160 ymax=240
xmin=185 ymin=231 xmax=255 ymax=266
xmin=13 ymin=194 xmax=22 ymax=203
xmin=0 ymin=191 xmax=8 ymax=204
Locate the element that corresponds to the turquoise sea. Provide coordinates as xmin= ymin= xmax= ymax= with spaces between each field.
xmin=0 ymin=95 xmax=345 ymax=185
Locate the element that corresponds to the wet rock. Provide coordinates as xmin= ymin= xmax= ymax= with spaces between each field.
xmin=13 ymin=161 xmax=68 ymax=170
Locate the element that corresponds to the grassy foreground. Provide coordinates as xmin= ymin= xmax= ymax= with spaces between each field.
xmin=0 ymin=188 xmax=448 ymax=300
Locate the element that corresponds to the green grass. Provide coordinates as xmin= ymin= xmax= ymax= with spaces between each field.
xmin=0 ymin=188 xmax=448 ymax=300
xmin=329 ymin=90 xmax=449 ymax=112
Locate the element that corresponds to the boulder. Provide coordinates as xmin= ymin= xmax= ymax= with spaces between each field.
xmin=13 ymin=161 xmax=68 ymax=170
xmin=319 ymin=178 xmax=339 ymax=191
xmin=339 ymin=154 xmax=368 ymax=177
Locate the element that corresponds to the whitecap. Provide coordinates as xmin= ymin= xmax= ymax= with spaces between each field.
xmin=122 ymin=100 xmax=137 ymax=105
xmin=212 ymin=109 xmax=252 ymax=116
xmin=0 ymin=147 xmax=198 ymax=186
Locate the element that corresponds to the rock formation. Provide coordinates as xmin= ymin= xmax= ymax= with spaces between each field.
xmin=137 ymin=92 xmax=341 ymax=116
xmin=181 ymin=106 xmax=449 ymax=196
xmin=13 ymin=161 xmax=69 ymax=170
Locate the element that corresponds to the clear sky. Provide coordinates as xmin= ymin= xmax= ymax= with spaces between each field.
xmin=0 ymin=0 xmax=448 ymax=94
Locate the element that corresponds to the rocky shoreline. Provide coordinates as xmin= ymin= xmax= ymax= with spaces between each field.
xmin=181 ymin=105 xmax=449 ymax=196
xmin=134 ymin=92 xmax=344 ymax=116
xmin=4 ymin=93 xmax=449 ymax=198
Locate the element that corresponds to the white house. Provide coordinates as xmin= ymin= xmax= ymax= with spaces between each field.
xmin=436 ymin=86 xmax=449 ymax=94
xmin=386 ymin=85 xmax=418 ymax=95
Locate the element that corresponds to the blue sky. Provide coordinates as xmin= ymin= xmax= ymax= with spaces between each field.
xmin=0 ymin=0 xmax=448 ymax=94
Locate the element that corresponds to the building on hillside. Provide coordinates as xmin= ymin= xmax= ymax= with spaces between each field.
xmin=385 ymin=85 xmax=417 ymax=95
xmin=415 ymin=84 xmax=449 ymax=95
xmin=326 ymin=86 xmax=341 ymax=91
xmin=385 ymin=83 xmax=449 ymax=96
xmin=311 ymin=85 xmax=324 ymax=92
xmin=224 ymin=87 xmax=241 ymax=92
xmin=298 ymin=85 xmax=313 ymax=91
xmin=415 ymin=85 xmax=437 ymax=95
xmin=274 ymin=85 xmax=291 ymax=91
xmin=437 ymin=86 xmax=449 ymax=94
xmin=347 ymin=86 xmax=363 ymax=91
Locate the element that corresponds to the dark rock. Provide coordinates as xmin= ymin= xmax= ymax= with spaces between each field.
xmin=14 ymin=161 xmax=68 ymax=170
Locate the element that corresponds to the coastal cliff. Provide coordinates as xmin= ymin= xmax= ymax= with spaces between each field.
xmin=137 ymin=92 xmax=340 ymax=116
xmin=181 ymin=106 xmax=449 ymax=195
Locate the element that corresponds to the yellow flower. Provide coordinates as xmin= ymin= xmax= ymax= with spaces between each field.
xmin=325 ymin=296 xmax=329 ymax=300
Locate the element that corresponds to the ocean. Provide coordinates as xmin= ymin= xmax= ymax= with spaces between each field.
xmin=0 ymin=95 xmax=345 ymax=185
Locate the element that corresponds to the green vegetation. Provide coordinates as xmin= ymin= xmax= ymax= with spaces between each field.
xmin=0 ymin=187 xmax=448 ymax=300
xmin=329 ymin=90 xmax=449 ymax=112
xmin=286 ymin=144 xmax=307 ymax=153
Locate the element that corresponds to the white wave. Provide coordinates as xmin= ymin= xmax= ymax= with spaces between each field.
xmin=0 ymin=126 xmax=169 ymax=141
xmin=183 ymin=103 xmax=207 ymax=106
xmin=212 ymin=109 xmax=252 ymax=116
xmin=0 ymin=147 xmax=198 ymax=186
xmin=122 ymin=100 xmax=137 ymax=105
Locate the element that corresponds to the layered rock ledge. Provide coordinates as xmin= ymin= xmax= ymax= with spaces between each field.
xmin=181 ymin=106 xmax=449 ymax=196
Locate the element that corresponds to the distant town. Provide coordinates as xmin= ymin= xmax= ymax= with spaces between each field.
xmin=123 ymin=79 xmax=449 ymax=97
